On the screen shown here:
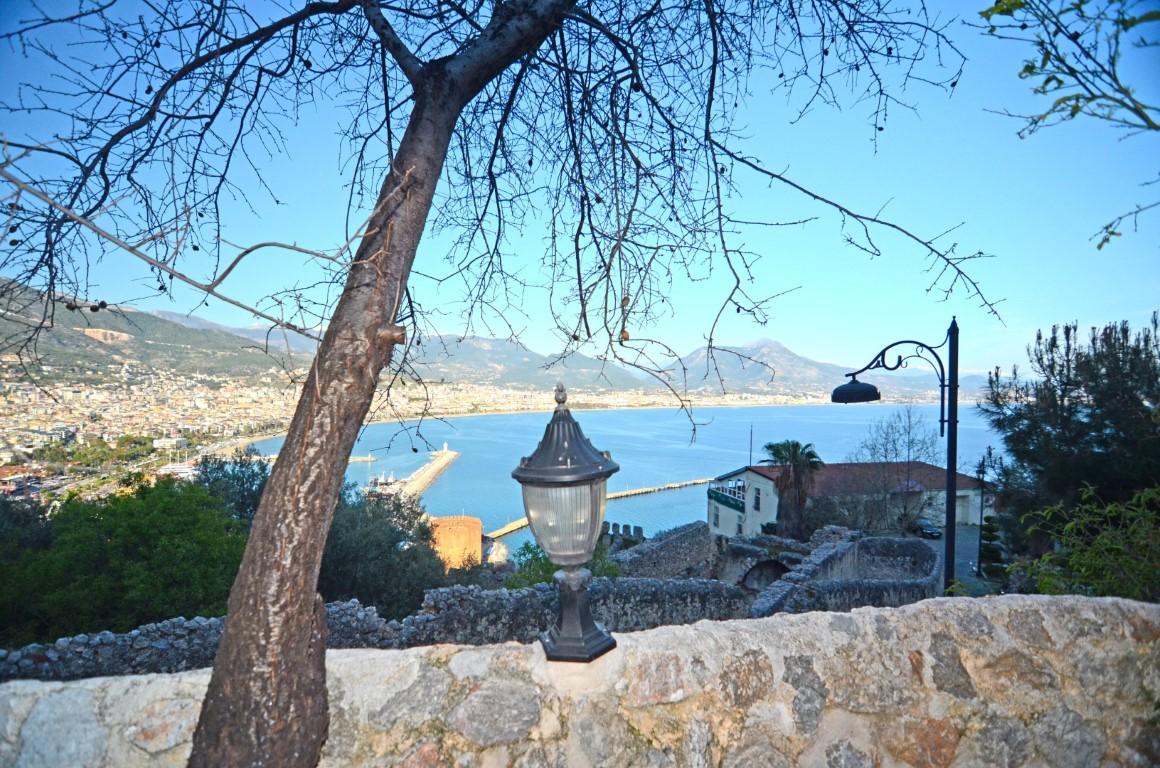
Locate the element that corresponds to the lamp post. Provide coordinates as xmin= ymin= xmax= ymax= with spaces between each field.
xmin=975 ymin=464 xmax=986 ymax=577
xmin=512 ymin=383 xmax=619 ymax=662
xmin=831 ymin=318 xmax=959 ymax=592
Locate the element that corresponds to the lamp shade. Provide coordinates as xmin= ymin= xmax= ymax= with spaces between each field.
xmin=512 ymin=384 xmax=619 ymax=565
xmin=831 ymin=377 xmax=881 ymax=404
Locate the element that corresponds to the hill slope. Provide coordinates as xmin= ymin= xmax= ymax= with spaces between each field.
xmin=665 ymin=339 xmax=985 ymax=399
xmin=0 ymin=285 xmax=303 ymax=377
xmin=402 ymin=336 xmax=647 ymax=390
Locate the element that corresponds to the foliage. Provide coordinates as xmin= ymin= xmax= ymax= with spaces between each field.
xmin=33 ymin=434 xmax=156 ymax=468
xmin=978 ymin=515 xmax=1007 ymax=580
xmin=503 ymin=541 xmax=620 ymax=589
xmin=317 ymin=489 xmax=446 ymax=621
xmin=980 ymin=314 xmax=1160 ymax=554
xmin=0 ymin=479 xmax=247 ymax=647
xmin=980 ymin=0 xmax=1159 ymax=134
xmin=195 ymin=447 xmax=272 ymax=524
xmin=847 ymin=405 xmax=941 ymax=467
xmin=978 ymin=0 xmax=1159 ymax=247
xmin=1012 ymin=486 xmax=1160 ymax=601
xmin=761 ymin=440 xmax=825 ymax=541
xmin=0 ymin=495 xmax=52 ymax=564
xmin=944 ymin=579 xmax=970 ymax=597
xmin=0 ymin=1 xmax=999 ymax=761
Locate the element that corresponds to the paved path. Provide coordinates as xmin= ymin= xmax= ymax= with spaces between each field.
xmin=921 ymin=524 xmax=995 ymax=596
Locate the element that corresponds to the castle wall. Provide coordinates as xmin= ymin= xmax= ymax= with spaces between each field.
xmin=2 ymin=596 xmax=1155 ymax=767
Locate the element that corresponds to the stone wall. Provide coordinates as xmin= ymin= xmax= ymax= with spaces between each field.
xmin=2 ymin=596 xmax=1156 ymax=767
xmin=750 ymin=536 xmax=939 ymax=618
xmin=610 ymin=521 xmax=714 ymax=578
xmin=0 ymin=528 xmax=940 ymax=683
xmin=0 ymin=579 xmax=749 ymax=683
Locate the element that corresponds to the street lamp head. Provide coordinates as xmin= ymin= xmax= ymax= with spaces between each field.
xmin=512 ymin=383 xmax=619 ymax=565
xmin=831 ymin=376 xmax=881 ymax=404
xmin=512 ymin=383 xmax=620 ymax=662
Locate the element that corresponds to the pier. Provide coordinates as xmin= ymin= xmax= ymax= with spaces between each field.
xmin=485 ymin=477 xmax=713 ymax=539
xmin=401 ymin=448 xmax=460 ymax=496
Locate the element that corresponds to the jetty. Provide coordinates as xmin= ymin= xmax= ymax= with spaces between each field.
xmin=485 ymin=477 xmax=713 ymax=539
xmin=401 ymin=447 xmax=460 ymax=496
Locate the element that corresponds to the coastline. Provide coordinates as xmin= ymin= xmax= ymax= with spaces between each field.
xmin=249 ymin=395 xmax=942 ymax=450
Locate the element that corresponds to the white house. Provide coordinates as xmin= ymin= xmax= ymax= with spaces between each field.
xmin=707 ymin=461 xmax=991 ymax=538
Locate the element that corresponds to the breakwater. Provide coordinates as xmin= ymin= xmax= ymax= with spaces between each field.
xmin=485 ymin=477 xmax=713 ymax=539
xmin=402 ymin=448 xmax=459 ymax=496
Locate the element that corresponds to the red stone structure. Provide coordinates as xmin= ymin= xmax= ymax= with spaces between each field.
xmin=430 ymin=515 xmax=483 ymax=569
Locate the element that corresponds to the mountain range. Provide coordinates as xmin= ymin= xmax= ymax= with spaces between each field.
xmin=0 ymin=283 xmax=983 ymax=396
xmin=0 ymin=283 xmax=303 ymax=377
xmin=662 ymin=339 xmax=985 ymax=398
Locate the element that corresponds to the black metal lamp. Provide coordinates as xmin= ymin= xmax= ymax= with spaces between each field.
xmin=512 ymin=383 xmax=619 ymax=662
xmin=830 ymin=376 xmax=881 ymax=404
xmin=830 ymin=318 xmax=960 ymax=592
xmin=975 ymin=463 xmax=986 ymax=577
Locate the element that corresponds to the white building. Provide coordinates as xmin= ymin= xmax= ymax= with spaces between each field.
xmin=707 ymin=461 xmax=990 ymax=538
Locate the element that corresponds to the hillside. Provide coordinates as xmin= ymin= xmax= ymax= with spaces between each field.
xmin=401 ymin=335 xmax=647 ymax=391
xmin=2 ymin=282 xmax=984 ymax=398
xmin=0 ymin=285 xmax=304 ymax=378
xmin=665 ymin=339 xmax=986 ymax=400
xmin=151 ymin=310 xmax=319 ymax=355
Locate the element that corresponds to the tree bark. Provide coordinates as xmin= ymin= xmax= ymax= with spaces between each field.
xmin=187 ymin=4 xmax=575 ymax=763
xmin=188 ymin=76 xmax=462 ymax=767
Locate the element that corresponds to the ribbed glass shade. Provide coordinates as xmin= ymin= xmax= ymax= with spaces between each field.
xmin=522 ymin=479 xmax=608 ymax=566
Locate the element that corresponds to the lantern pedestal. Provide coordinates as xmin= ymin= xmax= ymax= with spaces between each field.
xmin=541 ymin=567 xmax=616 ymax=662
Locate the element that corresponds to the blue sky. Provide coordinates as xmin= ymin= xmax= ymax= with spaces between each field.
xmin=2 ymin=1 xmax=1157 ymax=377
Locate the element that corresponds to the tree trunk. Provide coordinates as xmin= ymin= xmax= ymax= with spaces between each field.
xmin=188 ymin=79 xmax=462 ymax=768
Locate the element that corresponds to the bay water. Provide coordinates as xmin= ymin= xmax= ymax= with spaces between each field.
xmin=252 ymin=403 xmax=1001 ymax=550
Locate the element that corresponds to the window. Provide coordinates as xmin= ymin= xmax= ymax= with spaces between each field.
xmin=736 ymin=518 xmax=744 ymax=536
xmin=712 ymin=505 xmax=720 ymax=527
xmin=754 ymin=487 xmax=761 ymax=512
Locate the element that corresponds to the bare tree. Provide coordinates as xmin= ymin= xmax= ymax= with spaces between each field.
xmin=978 ymin=0 xmax=1160 ymax=247
xmin=844 ymin=404 xmax=942 ymax=528
xmin=1 ymin=1 xmax=997 ymax=764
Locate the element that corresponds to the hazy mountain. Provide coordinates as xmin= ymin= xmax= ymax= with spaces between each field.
xmin=0 ymin=283 xmax=304 ymax=377
xmin=151 ymin=310 xmax=319 ymax=355
xmin=665 ymin=339 xmax=988 ymax=399
xmin=402 ymin=335 xmax=647 ymax=391
xmin=3 ymin=281 xmax=985 ymax=397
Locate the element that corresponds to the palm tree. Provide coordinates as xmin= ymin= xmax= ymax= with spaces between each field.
xmin=761 ymin=440 xmax=825 ymax=540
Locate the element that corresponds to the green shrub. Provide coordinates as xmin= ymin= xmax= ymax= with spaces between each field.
xmin=1014 ymin=485 xmax=1160 ymax=602
xmin=503 ymin=541 xmax=620 ymax=589
xmin=0 ymin=479 xmax=247 ymax=646
xmin=317 ymin=491 xmax=446 ymax=620
xmin=194 ymin=447 xmax=271 ymax=523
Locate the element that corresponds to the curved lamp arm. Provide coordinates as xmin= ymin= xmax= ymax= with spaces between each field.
xmin=841 ymin=326 xmax=952 ymax=436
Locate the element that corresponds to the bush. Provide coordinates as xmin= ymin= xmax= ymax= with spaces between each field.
xmin=0 ymin=496 xmax=52 ymax=563
xmin=0 ymin=479 xmax=247 ymax=646
xmin=317 ymin=490 xmax=446 ymax=620
xmin=503 ymin=541 xmax=620 ymax=589
xmin=1013 ymin=486 xmax=1160 ymax=602
xmin=194 ymin=447 xmax=271 ymax=523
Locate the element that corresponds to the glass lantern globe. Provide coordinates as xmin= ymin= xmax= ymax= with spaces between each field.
xmin=512 ymin=383 xmax=620 ymax=662
xmin=512 ymin=383 xmax=619 ymax=566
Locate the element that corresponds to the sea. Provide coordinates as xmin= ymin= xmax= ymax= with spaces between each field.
xmin=251 ymin=403 xmax=1001 ymax=551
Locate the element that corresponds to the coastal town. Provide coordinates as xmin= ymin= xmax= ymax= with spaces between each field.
xmin=0 ymin=360 xmax=827 ymax=495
